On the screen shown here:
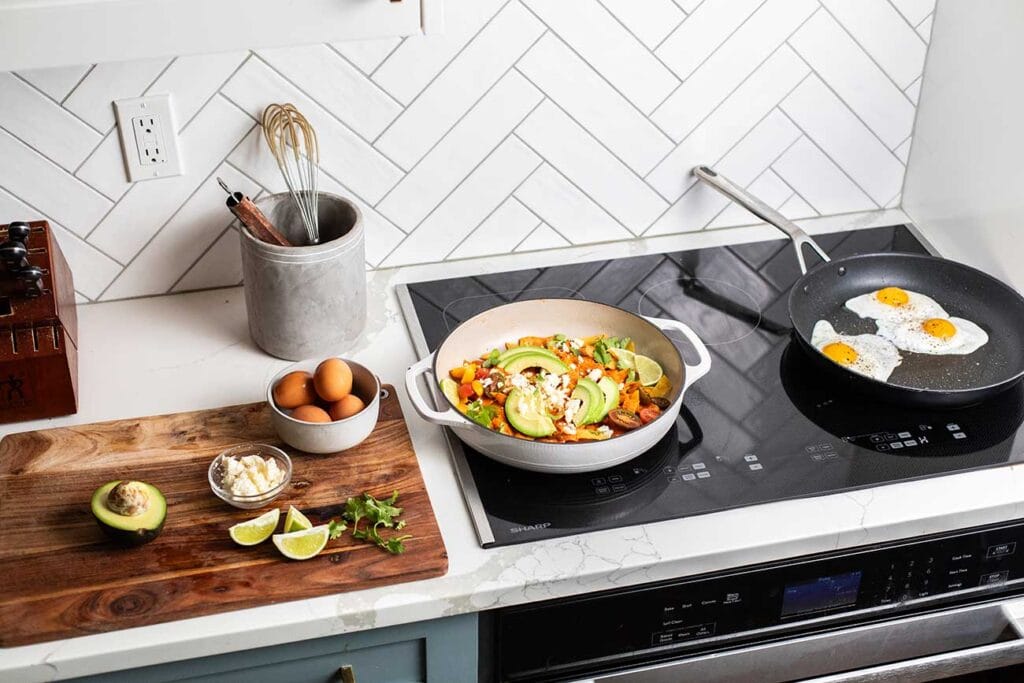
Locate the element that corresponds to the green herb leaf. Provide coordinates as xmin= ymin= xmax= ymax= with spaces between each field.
xmin=466 ymin=399 xmax=499 ymax=428
xmin=483 ymin=348 xmax=501 ymax=368
xmin=554 ymin=333 xmax=567 ymax=342
xmin=328 ymin=519 xmax=347 ymax=539
xmin=340 ymin=491 xmax=413 ymax=555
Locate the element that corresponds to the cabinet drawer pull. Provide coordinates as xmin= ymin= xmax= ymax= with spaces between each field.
xmin=335 ymin=664 xmax=356 ymax=683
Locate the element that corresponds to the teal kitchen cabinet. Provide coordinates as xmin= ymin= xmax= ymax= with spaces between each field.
xmin=70 ymin=614 xmax=478 ymax=683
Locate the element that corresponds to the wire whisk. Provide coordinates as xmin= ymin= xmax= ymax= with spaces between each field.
xmin=261 ymin=103 xmax=320 ymax=245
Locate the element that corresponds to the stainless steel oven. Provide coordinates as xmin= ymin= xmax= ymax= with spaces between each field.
xmin=488 ymin=519 xmax=1024 ymax=682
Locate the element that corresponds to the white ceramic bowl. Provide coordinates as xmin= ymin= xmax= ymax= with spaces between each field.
xmin=267 ymin=358 xmax=381 ymax=454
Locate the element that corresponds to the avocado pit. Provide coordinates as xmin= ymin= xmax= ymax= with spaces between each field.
xmin=91 ymin=480 xmax=167 ymax=547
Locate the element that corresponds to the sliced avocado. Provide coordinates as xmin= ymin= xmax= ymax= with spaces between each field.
xmin=570 ymin=383 xmax=595 ymax=426
xmin=575 ymin=377 xmax=606 ymax=425
xmin=496 ymin=345 xmax=560 ymax=366
xmin=597 ymin=376 xmax=620 ymax=420
xmin=91 ymin=480 xmax=166 ymax=547
xmin=500 ymin=351 xmax=569 ymax=375
xmin=505 ymin=388 xmax=556 ymax=438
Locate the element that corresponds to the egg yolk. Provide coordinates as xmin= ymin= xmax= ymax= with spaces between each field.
xmin=922 ymin=318 xmax=957 ymax=339
xmin=875 ymin=286 xmax=910 ymax=307
xmin=822 ymin=342 xmax=859 ymax=365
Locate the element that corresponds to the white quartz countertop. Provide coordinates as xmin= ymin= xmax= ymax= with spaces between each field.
xmin=6 ymin=209 xmax=1024 ymax=681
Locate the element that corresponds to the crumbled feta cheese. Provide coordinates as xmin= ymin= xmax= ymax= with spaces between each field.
xmin=221 ymin=454 xmax=284 ymax=497
xmin=571 ymin=338 xmax=584 ymax=348
xmin=569 ymin=363 xmax=577 ymax=369
xmin=481 ymin=378 xmax=493 ymax=387
xmin=597 ymin=425 xmax=612 ymax=436
xmin=561 ymin=422 xmax=577 ymax=435
xmin=509 ymin=373 xmax=530 ymax=390
xmin=618 ymin=383 xmax=625 ymax=390
xmin=587 ymin=369 xmax=603 ymax=382
xmin=564 ymin=398 xmax=583 ymax=425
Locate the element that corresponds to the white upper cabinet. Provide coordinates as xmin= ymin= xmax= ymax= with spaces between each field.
xmin=0 ymin=0 xmax=440 ymax=72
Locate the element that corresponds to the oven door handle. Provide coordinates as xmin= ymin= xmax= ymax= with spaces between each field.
xmin=566 ymin=598 xmax=1024 ymax=683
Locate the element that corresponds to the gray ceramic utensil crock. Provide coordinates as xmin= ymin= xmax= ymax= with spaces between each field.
xmin=239 ymin=191 xmax=366 ymax=360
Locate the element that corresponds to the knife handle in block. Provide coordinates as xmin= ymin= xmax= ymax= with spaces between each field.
xmin=227 ymin=194 xmax=292 ymax=247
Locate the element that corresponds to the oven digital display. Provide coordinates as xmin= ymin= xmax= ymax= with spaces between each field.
xmin=781 ymin=571 xmax=863 ymax=617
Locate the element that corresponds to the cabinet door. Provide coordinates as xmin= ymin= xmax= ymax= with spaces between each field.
xmin=70 ymin=614 xmax=478 ymax=683
xmin=0 ymin=0 xmax=435 ymax=72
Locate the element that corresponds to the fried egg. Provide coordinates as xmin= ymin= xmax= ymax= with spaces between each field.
xmin=810 ymin=320 xmax=903 ymax=382
xmin=876 ymin=316 xmax=989 ymax=355
xmin=845 ymin=287 xmax=948 ymax=324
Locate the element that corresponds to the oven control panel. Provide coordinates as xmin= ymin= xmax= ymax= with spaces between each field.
xmin=496 ymin=519 xmax=1024 ymax=681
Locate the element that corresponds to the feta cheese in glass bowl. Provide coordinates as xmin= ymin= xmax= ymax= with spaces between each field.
xmin=208 ymin=444 xmax=292 ymax=509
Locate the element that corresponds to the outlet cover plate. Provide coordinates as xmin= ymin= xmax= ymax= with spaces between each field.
xmin=114 ymin=94 xmax=183 ymax=182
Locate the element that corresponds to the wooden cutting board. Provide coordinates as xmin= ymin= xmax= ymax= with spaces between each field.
xmin=0 ymin=386 xmax=448 ymax=646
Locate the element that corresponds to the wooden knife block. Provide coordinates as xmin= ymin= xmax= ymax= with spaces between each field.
xmin=0 ymin=220 xmax=78 ymax=423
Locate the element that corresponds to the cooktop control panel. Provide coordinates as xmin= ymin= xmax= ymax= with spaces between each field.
xmin=496 ymin=519 xmax=1024 ymax=681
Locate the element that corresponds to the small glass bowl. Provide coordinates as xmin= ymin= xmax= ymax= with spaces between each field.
xmin=208 ymin=443 xmax=292 ymax=509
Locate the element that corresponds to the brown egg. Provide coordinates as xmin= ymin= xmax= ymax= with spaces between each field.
xmin=329 ymin=394 xmax=366 ymax=421
xmin=273 ymin=371 xmax=317 ymax=409
xmin=291 ymin=404 xmax=332 ymax=423
xmin=314 ymin=358 xmax=353 ymax=402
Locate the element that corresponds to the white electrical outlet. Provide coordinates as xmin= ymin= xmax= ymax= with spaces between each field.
xmin=114 ymin=94 xmax=183 ymax=182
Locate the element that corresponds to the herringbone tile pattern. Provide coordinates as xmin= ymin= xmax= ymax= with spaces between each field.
xmin=0 ymin=0 xmax=934 ymax=302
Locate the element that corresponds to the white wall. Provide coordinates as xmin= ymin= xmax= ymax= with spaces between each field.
xmin=0 ymin=0 xmax=934 ymax=303
xmin=903 ymin=0 xmax=1024 ymax=289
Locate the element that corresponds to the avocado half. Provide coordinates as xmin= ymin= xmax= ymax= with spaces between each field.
xmin=91 ymin=480 xmax=167 ymax=547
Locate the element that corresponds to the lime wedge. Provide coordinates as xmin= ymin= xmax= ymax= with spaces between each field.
xmin=228 ymin=508 xmax=280 ymax=546
xmin=439 ymin=377 xmax=460 ymax=406
xmin=273 ymin=525 xmax=330 ymax=560
xmin=283 ymin=505 xmax=313 ymax=533
xmin=635 ymin=354 xmax=664 ymax=387
xmin=608 ymin=348 xmax=636 ymax=370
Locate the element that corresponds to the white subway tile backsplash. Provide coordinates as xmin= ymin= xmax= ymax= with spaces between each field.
xmin=647 ymin=45 xmax=810 ymax=202
xmin=517 ymin=101 xmax=667 ymax=234
xmin=0 ymin=0 xmax=934 ymax=301
xmin=517 ymin=33 xmax=673 ymax=176
xmin=372 ymin=0 xmax=505 ymax=105
xmin=88 ymin=96 xmax=254 ymax=263
xmin=790 ymin=10 xmax=916 ymax=148
xmin=0 ymin=73 xmax=100 ymax=171
xmin=63 ymin=58 xmax=170 ymax=132
xmin=378 ymin=70 xmax=542 ymax=232
xmin=515 ymin=164 xmax=630 ymax=244
xmin=0 ymin=129 xmax=111 ymax=236
xmin=382 ymin=137 xmax=540 ymax=266
xmin=523 ymin=0 xmax=680 ymax=114
xmin=651 ymin=0 xmax=817 ymax=141
xmin=450 ymin=198 xmax=541 ymax=260
xmin=599 ymin=0 xmax=685 ymax=50
xmin=375 ymin=1 xmax=544 ymax=170
xmin=656 ymin=0 xmax=763 ymax=81
xmin=781 ymin=76 xmax=904 ymax=205
xmin=772 ymin=136 xmax=875 ymax=214
xmin=330 ymin=38 xmax=402 ymax=75
xmin=258 ymin=45 xmax=401 ymax=141
xmin=17 ymin=64 xmax=90 ymax=102
xmin=821 ymin=0 xmax=927 ymax=89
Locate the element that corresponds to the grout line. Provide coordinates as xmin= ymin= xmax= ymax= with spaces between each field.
xmin=248 ymin=53 xmax=407 ymax=175
xmin=512 ymin=137 xmax=635 ymax=237
xmin=60 ymin=64 xmax=96 ymax=105
xmin=368 ymin=36 xmax=409 ymax=79
xmin=371 ymin=0 xmax=517 ymax=145
xmin=589 ymin=0 xmax=684 ymax=90
xmin=166 ymin=221 xmax=237 ymax=294
xmin=94 ymin=117 xmax=258 ymax=300
xmin=514 ymin=66 xmax=670 ymax=179
xmin=652 ymin=13 xmax=688 ymax=52
xmin=222 ymin=161 xmax=273 ymax=197
xmin=322 ymin=44 xmax=407 ymax=110
xmin=816 ymin=5 xmax=919 ymax=107
xmin=371 ymin=34 xmax=547 ymax=212
xmin=517 ymin=1 xmax=676 ymax=122
xmin=510 ymin=223 xmax=545 ymax=253
xmin=9 ymin=72 xmax=107 ymax=137
xmin=887 ymin=0 xmax=931 ymax=47
xmin=777 ymin=109 xmax=882 ymax=210
xmin=175 ymin=53 xmax=254 ymax=134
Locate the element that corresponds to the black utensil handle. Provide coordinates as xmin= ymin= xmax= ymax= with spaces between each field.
xmin=692 ymin=165 xmax=831 ymax=275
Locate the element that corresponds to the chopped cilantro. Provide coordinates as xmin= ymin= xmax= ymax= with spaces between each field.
xmin=466 ymin=399 xmax=499 ymax=428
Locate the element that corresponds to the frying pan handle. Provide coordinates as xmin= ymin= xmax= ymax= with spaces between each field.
xmin=692 ymin=165 xmax=830 ymax=274
xmin=644 ymin=317 xmax=713 ymax=392
xmin=405 ymin=354 xmax=468 ymax=429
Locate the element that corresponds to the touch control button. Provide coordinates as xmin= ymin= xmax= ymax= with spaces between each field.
xmin=981 ymin=571 xmax=1010 ymax=586
xmin=988 ymin=542 xmax=1017 ymax=558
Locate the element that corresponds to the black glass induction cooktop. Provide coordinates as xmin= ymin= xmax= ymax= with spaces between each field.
xmin=399 ymin=226 xmax=1024 ymax=548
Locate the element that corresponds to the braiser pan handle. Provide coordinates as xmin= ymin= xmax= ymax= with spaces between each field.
xmin=693 ymin=165 xmax=830 ymax=275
